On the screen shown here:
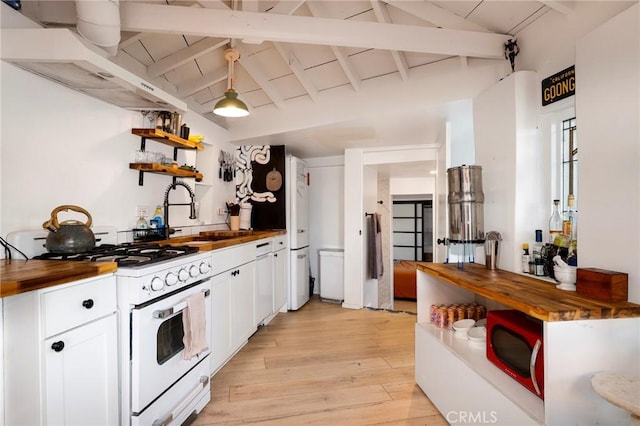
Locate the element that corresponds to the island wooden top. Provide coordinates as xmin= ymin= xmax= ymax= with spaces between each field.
xmin=1 ymin=259 xmax=117 ymax=298
xmin=417 ymin=262 xmax=640 ymax=321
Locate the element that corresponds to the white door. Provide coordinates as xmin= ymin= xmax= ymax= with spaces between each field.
xmin=130 ymin=281 xmax=211 ymax=412
xmin=230 ymin=261 xmax=257 ymax=350
xmin=273 ymin=248 xmax=287 ymax=312
xmin=44 ymin=314 xmax=119 ymax=426
xmin=255 ymin=252 xmax=274 ymax=325
xmin=289 ymin=247 xmax=310 ymax=310
xmin=288 ymin=156 xmax=309 ymax=249
xmin=210 ymin=272 xmax=232 ymax=374
xmin=434 ymin=131 xmax=450 ymax=263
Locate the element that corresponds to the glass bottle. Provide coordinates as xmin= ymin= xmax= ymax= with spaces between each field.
xmin=549 ymin=199 xmax=563 ymax=244
xmin=136 ymin=212 xmax=148 ymax=229
xmin=521 ymin=244 xmax=530 ymax=273
xmin=565 ymin=194 xmax=577 ymax=241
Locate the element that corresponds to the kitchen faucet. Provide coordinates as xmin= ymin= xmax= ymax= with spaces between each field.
xmin=163 ymin=181 xmax=197 ymax=239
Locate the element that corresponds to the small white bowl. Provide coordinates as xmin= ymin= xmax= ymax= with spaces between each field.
xmin=554 ymin=266 xmax=577 ymax=284
xmin=453 ymin=319 xmax=476 ymax=332
xmin=467 ymin=326 xmax=487 ymax=342
xmin=475 ymin=318 xmax=487 ymax=328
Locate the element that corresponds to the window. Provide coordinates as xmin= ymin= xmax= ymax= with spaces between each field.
xmin=392 ymin=200 xmax=433 ymax=261
xmin=561 ymin=117 xmax=578 ymax=215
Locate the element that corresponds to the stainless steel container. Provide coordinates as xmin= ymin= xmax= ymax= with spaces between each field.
xmin=447 ymin=165 xmax=485 ymax=243
xmin=485 ymin=231 xmax=502 ymax=270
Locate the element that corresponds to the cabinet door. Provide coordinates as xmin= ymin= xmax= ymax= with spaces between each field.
xmin=273 ymin=249 xmax=287 ymax=313
xmin=210 ymin=271 xmax=232 ymax=374
xmin=44 ymin=314 xmax=118 ymax=426
xmin=231 ymin=261 xmax=256 ymax=351
xmin=255 ymin=253 xmax=274 ymax=325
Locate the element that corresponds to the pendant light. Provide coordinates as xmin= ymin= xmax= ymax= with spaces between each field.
xmin=213 ymin=48 xmax=249 ymax=117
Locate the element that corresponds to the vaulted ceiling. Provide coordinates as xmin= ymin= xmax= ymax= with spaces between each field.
xmin=16 ymin=1 xmax=583 ymax=157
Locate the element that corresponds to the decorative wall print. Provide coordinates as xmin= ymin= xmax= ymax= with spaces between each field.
xmin=235 ymin=145 xmax=286 ymax=230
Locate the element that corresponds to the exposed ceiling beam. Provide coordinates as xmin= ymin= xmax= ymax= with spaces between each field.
xmin=147 ymin=37 xmax=229 ymax=78
xmin=268 ymin=0 xmax=306 ymax=15
xmin=237 ymin=47 xmax=285 ymax=108
xmin=540 ymin=1 xmax=574 ymax=15
xmin=194 ymin=0 xmax=230 ymax=10
xmin=330 ymin=45 xmax=361 ymax=92
xmin=178 ymin=65 xmax=227 ymax=97
xmin=385 ymin=0 xmax=490 ymax=32
xmin=119 ymin=3 xmax=509 ymax=59
xmin=370 ymin=0 xmax=408 ymax=81
xmin=273 ymin=43 xmax=319 ymax=101
xmin=119 ymin=32 xmax=146 ymax=49
xmin=306 ymin=1 xmax=360 ymax=92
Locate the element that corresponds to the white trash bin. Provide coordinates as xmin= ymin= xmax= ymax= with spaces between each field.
xmin=319 ymin=248 xmax=344 ymax=302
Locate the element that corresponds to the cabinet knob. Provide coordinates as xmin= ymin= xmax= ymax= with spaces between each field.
xmin=82 ymin=299 xmax=94 ymax=309
xmin=51 ymin=341 xmax=65 ymax=352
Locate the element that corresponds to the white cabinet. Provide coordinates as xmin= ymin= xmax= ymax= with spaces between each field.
xmin=43 ymin=315 xmax=118 ymax=426
xmin=255 ymin=239 xmax=274 ymax=326
xmin=3 ymin=274 xmax=118 ymax=426
xmin=273 ymin=235 xmax=288 ymax=313
xmin=210 ymin=270 xmax=232 ymax=374
xmin=210 ymin=243 xmax=256 ymax=375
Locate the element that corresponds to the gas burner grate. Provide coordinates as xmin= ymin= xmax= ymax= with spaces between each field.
xmin=33 ymin=243 xmax=198 ymax=266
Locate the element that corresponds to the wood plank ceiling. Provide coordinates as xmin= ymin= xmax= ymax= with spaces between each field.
xmin=19 ymin=0 xmax=570 ymax=156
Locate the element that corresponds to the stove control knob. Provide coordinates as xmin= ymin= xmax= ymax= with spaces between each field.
xmin=178 ymin=268 xmax=189 ymax=282
xmin=199 ymin=262 xmax=211 ymax=274
xmin=189 ymin=264 xmax=199 ymax=278
xmin=165 ymin=272 xmax=178 ymax=286
xmin=150 ymin=276 xmax=164 ymax=291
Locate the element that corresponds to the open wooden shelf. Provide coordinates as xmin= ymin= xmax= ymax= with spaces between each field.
xmin=131 ymin=128 xmax=204 ymax=150
xmin=129 ymin=163 xmax=203 ymax=182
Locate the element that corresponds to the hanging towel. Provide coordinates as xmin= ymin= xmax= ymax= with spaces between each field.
xmin=182 ymin=291 xmax=208 ymax=360
xmin=367 ymin=213 xmax=384 ymax=279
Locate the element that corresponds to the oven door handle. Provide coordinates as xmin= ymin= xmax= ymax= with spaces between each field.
xmin=152 ymin=289 xmax=210 ymax=319
xmin=152 ymin=375 xmax=209 ymax=426
xmin=530 ymin=338 xmax=542 ymax=396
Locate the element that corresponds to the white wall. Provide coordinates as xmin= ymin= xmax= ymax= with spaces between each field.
xmin=575 ymin=3 xmax=640 ymax=303
xmin=390 ymin=177 xmax=434 ymax=196
xmin=306 ymin=156 xmax=344 ymax=293
xmin=474 ymin=71 xmax=545 ymax=273
xmin=0 ymin=62 xmax=236 ymax=244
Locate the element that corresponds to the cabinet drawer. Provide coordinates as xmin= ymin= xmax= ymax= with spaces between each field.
xmin=211 ymin=243 xmax=255 ymax=275
xmin=41 ymin=275 xmax=117 ymax=338
xmin=273 ymin=234 xmax=287 ymax=250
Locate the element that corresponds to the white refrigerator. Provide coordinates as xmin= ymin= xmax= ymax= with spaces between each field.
xmin=285 ymin=155 xmax=310 ymax=310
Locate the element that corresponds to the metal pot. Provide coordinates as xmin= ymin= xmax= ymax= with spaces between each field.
xmin=42 ymin=205 xmax=96 ymax=253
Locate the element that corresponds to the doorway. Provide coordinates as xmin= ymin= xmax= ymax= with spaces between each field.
xmin=392 ymin=199 xmax=433 ymax=262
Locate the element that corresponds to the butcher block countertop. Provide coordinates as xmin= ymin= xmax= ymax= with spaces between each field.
xmin=160 ymin=229 xmax=286 ymax=251
xmin=418 ymin=262 xmax=640 ymax=322
xmin=1 ymin=259 xmax=117 ymax=298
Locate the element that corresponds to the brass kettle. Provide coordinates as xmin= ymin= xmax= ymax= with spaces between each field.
xmin=42 ymin=205 xmax=96 ymax=253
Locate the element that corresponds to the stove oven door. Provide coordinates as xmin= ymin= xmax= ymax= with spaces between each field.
xmin=130 ymin=280 xmax=212 ymax=414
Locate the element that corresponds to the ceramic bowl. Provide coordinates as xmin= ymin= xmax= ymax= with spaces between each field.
xmin=453 ymin=319 xmax=476 ymax=333
xmin=554 ymin=265 xmax=577 ymax=284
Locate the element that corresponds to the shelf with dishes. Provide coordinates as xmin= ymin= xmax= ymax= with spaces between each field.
xmin=131 ymin=128 xmax=204 ymax=185
xmin=131 ymin=128 xmax=204 ymax=150
xmin=129 ymin=163 xmax=203 ymax=182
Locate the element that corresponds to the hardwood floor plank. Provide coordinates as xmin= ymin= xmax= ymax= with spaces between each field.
xmin=228 ymin=365 xmax=416 ymax=402
xmin=194 ymin=297 xmax=446 ymax=425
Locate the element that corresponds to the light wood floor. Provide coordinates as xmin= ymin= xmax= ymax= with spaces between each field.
xmin=194 ymin=296 xmax=446 ymax=425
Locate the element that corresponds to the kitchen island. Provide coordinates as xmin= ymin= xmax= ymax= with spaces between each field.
xmin=415 ymin=262 xmax=640 ymax=425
